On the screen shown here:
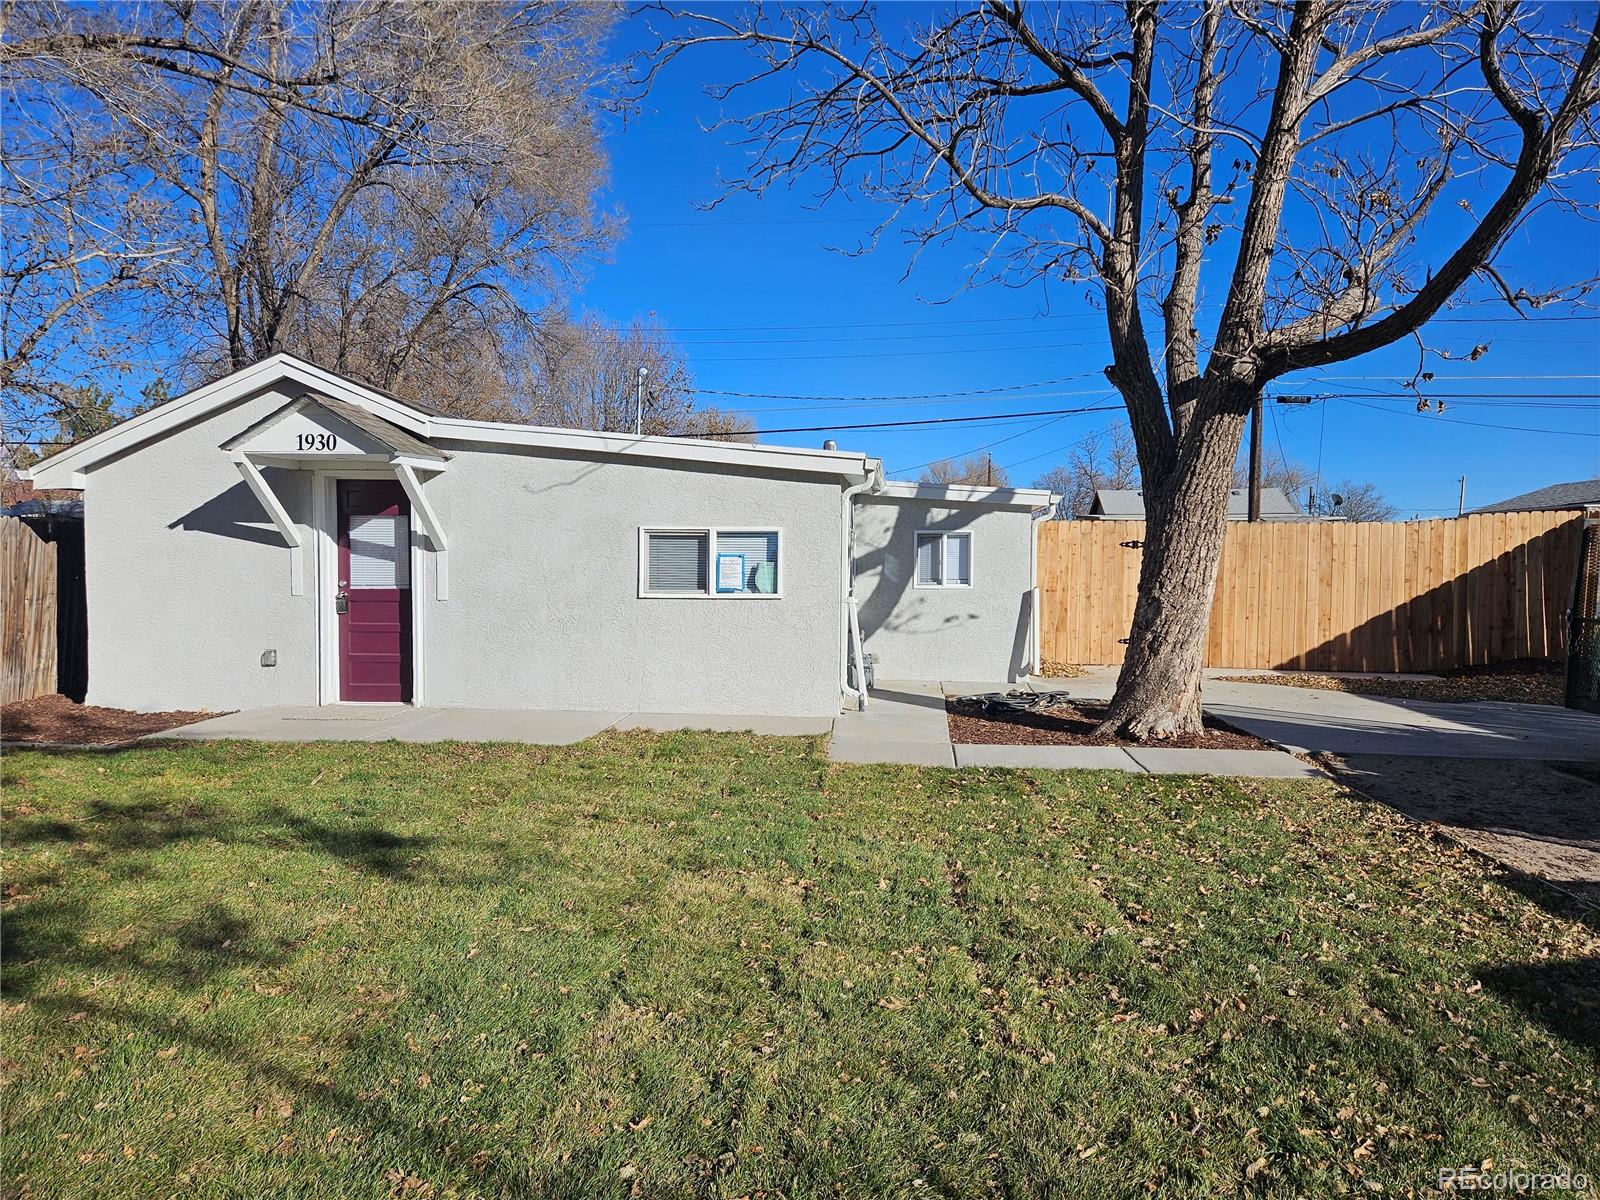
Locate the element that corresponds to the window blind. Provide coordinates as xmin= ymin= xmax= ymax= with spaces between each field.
xmin=715 ymin=531 xmax=779 ymax=593
xmin=348 ymin=513 xmax=409 ymax=589
xmin=647 ymin=531 xmax=708 ymax=593
xmin=915 ymin=533 xmax=943 ymax=585
xmin=945 ymin=532 xmax=972 ymax=585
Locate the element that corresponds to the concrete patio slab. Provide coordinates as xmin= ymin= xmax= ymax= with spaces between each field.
xmin=1205 ymin=683 xmax=1600 ymax=759
xmin=162 ymin=706 xmax=435 ymax=742
xmin=619 ymin=713 xmax=834 ymax=736
xmin=386 ymin=709 xmax=624 ymax=745
xmin=828 ymin=737 xmax=956 ymax=767
xmin=155 ymin=705 xmax=625 ymax=745
xmin=953 ymin=744 xmax=1140 ymax=771
xmin=1123 ymin=747 xmax=1322 ymax=778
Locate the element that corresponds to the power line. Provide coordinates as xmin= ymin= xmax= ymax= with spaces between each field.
xmin=644 ymin=307 xmax=1599 ymax=335
xmin=891 ymin=414 xmax=1103 ymax=477
xmin=693 ymin=338 xmax=1106 ymax=363
xmin=1335 ymin=397 xmax=1599 ymax=437
xmin=692 ymin=374 xmax=1098 ymax=402
xmin=709 ymin=402 xmax=1123 ymax=438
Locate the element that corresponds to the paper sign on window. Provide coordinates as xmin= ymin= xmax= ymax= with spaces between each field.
xmin=715 ymin=552 xmax=746 ymax=593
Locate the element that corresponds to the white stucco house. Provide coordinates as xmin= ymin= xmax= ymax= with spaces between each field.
xmin=26 ymin=354 xmax=1054 ymax=717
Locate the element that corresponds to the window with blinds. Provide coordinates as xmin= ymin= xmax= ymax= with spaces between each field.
xmin=646 ymin=531 xmax=708 ymax=593
xmin=914 ymin=531 xmax=971 ymax=587
xmin=715 ymin=530 xmax=778 ymax=593
xmin=640 ymin=528 xmax=781 ymax=596
xmin=348 ymin=513 xmax=410 ymax=589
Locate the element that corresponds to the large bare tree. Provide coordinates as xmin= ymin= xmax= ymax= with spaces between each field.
xmin=650 ymin=0 xmax=1600 ymax=737
xmin=3 ymin=0 xmax=613 ymax=428
xmin=517 ymin=314 xmax=755 ymax=438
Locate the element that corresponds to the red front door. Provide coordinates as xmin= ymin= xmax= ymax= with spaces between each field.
xmin=338 ymin=480 xmax=413 ymax=703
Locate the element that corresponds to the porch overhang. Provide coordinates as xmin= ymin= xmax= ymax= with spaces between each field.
xmin=223 ymin=393 xmax=450 ymax=597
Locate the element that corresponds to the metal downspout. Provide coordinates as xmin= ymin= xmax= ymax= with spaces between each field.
xmin=841 ymin=462 xmax=882 ymax=710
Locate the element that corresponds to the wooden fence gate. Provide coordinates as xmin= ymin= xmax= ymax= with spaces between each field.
xmin=1 ymin=516 xmax=58 ymax=704
xmin=1038 ymin=511 xmax=1583 ymax=673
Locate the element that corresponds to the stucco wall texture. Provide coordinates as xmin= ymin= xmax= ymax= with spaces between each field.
xmin=84 ymin=387 xmax=847 ymax=716
xmin=853 ymin=496 xmax=1035 ymax=683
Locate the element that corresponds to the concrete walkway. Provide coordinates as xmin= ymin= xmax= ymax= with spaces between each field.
xmin=161 ymin=705 xmax=832 ymax=745
xmin=1036 ymin=666 xmax=1600 ymax=760
xmin=829 ymin=678 xmax=1321 ymax=778
xmin=155 ymin=669 xmax=1599 ymax=773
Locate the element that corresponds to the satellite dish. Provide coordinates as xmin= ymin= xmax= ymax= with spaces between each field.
xmin=1332 ymin=493 xmax=1345 ymax=507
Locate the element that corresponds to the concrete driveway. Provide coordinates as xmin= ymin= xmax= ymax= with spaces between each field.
xmin=1031 ymin=668 xmax=1600 ymax=760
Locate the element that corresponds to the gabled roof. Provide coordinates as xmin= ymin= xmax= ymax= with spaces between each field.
xmin=221 ymin=392 xmax=448 ymax=461
xmin=1472 ymin=478 xmax=1600 ymax=513
xmin=1088 ymin=487 xmax=1306 ymax=520
xmin=27 ymin=352 xmax=876 ymax=488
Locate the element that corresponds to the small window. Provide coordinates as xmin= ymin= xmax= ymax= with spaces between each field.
xmin=914 ymin=531 xmax=971 ymax=587
xmin=715 ymin=530 xmax=778 ymax=594
xmin=348 ymin=513 xmax=410 ymax=589
xmin=641 ymin=527 xmax=781 ymax=597
xmin=646 ymin=531 xmax=708 ymax=593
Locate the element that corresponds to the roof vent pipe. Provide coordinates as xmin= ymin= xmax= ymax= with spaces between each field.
xmin=822 ymin=439 xmax=837 ymax=450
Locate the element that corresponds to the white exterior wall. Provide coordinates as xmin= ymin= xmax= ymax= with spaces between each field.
xmin=853 ymin=495 xmax=1035 ymax=682
xmin=82 ymin=389 xmax=847 ymax=716
xmin=86 ymin=384 xmax=320 ymax=711
xmin=419 ymin=439 xmax=844 ymax=716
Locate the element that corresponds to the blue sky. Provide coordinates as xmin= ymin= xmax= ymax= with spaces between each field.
xmin=569 ymin=12 xmax=1600 ymax=516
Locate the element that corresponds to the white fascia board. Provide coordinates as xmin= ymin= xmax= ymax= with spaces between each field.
xmin=427 ymin=417 xmax=874 ymax=481
xmin=26 ymin=352 xmax=434 ymax=489
xmin=874 ymin=480 xmax=1058 ymax=510
xmin=28 ymin=349 xmax=875 ymax=487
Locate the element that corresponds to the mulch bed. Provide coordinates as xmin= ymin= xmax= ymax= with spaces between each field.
xmin=1218 ymin=658 xmax=1564 ymax=707
xmin=946 ymin=694 xmax=1270 ymax=749
xmin=1 ymin=694 xmax=222 ymax=746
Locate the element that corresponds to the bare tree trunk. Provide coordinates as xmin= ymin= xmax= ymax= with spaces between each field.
xmin=1098 ymin=403 xmax=1248 ymax=738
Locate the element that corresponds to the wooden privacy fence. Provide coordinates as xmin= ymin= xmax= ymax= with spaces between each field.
xmin=1039 ymin=510 xmax=1584 ymax=673
xmin=1 ymin=516 xmax=58 ymax=704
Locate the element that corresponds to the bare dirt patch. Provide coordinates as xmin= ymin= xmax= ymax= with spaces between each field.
xmin=1323 ymin=753 xmax=1600 ymax=908
xmin=1219 ymin=658 xmax=1563 ymax=706
xmin=946 ymin=693 xmax=1269 ymax=749
xmin=1 ymin=694 xmax=222 ymax=746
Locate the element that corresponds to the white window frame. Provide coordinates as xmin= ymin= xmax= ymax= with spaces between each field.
xmin=638 ymin=526 xmax=784 ymax=599
xmin=913 ymin=529 xmax=974 ymax=589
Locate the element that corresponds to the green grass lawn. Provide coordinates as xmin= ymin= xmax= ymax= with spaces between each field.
xmin=3 ymin=734 xmax=1595 ymax=1198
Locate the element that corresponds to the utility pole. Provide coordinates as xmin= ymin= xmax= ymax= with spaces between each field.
xmin=634 ymin=365 xmax=650 ymax=436
xmin=985 ymin=454 xmax=994 ymax=487
xmin=1457 ymin=475 xmax=1467 ymax=517
xmin=1247 ymin=393 xmax=1263 ymax=522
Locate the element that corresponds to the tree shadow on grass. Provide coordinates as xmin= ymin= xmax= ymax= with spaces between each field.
xmin=5 ymin=797 xmax=438 ymax=881
xmin=1476 ymin=955 xmax=1600 ymax=1058
xmin=1 ymin=893 xmax=286 ymax=1001
xmin=15 ymin=991 xmax=642 ymax=1200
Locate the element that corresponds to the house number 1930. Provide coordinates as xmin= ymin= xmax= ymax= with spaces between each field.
xmin=296 ymin=433 xmax=338 ymax=451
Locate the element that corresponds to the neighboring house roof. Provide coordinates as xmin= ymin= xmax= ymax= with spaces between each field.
xmin=1085 ymin=487 xmax=1306 ymax=520
xmin=874 ymin=480 xmax=1057 ymax=511
xmin=27 ymin=352 xmax=878 ymax=489
xmin=1471 ymin=479 xmax=1600 ymax=513
xmin=221 ymin=392 xmax=449 ymax=462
